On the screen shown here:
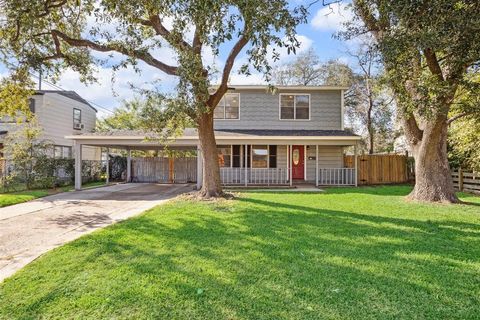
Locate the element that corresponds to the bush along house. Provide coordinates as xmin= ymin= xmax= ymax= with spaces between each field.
xmin=67 ymin=86 xmax=361 ymax=190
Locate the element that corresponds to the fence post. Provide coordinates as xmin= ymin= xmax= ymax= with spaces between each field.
xmin=354 ymin=144 xmax=358 ymax=187
xmin=459 ymin=168 xmax=464 ymax=192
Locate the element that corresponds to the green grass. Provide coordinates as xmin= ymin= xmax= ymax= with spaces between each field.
xmin=1 ymin=186 xmax=479 ymax=319
xmin=0 ymin=181 xmax=109 ymax=208
xmin=0 ymin=190 xmax=50 ymax=207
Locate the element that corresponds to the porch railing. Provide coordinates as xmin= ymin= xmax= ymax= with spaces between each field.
xmin=220 ymin=168 xmax=289 ymax=185
xmin=318 ymin=168 xmax=356 ymax=186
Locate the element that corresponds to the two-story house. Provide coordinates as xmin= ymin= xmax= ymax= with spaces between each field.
xmin=0 ymin=90 xmax=100 ymax=161
xmin=67 ymin=85 xmax=361 ymax=190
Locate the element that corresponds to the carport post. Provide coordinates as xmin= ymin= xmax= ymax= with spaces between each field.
xmin=196 ymin=146 xmax=203 ymax=190
xmin=105 ymin=148 xmax=110 ymax=184
xmin=74 ymin=142 xmax=82 ymax=190
xmin=126 ymin=148 xmax=132 ymax=183
xmin=315 ymin=145 xmax=319 ymax=187
xmin=354 ymin=143 xmax=358 ymax=187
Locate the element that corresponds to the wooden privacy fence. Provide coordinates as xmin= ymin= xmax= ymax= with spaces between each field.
xmin=452 ymin=170 xmax=480 ymax=194
xmin=344 ymin=154 xmax=408 ymax=185
xmin=131 ymin=157 xmax=197 ymax=183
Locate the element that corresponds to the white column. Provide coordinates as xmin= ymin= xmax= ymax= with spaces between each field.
xmin=74 ymin=142 xmax=82 ymax=190
xmin=289 ymin=144 xmax=293 ymax=187
xmin=315 ymin=145 xmax=319 ymax=187
xmin=105 ymin=148 xmax=110 ymax=184
xmin=196 ymin=146 xmax=203 ymax=190
xmin=354 ymin=143 xmax=358 ymax=187
xmin=304 ymin=144 xmax=307 ymax=181
xmin=244 ymin=144 xmax=248 ymax=186
xmin=126 ymin=148 xmax=132 ymax=183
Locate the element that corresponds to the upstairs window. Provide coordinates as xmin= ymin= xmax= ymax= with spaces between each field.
xmin=214 ymin=93 xmax=240 ymax=119
xmin=280 ymin=94 xmax=310 ymax=120
xmin=73 ymin=108 xmax=82 ymax=129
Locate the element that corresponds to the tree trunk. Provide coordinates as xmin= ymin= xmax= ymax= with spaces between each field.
xmin=197 ymin=111 xmax=223 ymax=198
xmin=407 ymin=117 xmax=458 ymax=203
xmin=367 ymin=116 xmax=374 ymax=155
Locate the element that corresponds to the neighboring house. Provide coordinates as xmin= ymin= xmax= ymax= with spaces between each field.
xmin=67 ymin=85 xmax=361 ymax=190
xmin=0 ymin=90 xmax=101 ymax=162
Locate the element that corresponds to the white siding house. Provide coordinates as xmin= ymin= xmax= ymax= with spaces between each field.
xmin=0 ymin=90 xmax=100 ymax=160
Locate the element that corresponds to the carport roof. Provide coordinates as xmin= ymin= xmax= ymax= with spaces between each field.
xmin=68 ymin=128 xmax=359 ymax=138
xmin=66 ymin=128 xmax=361 ymax=148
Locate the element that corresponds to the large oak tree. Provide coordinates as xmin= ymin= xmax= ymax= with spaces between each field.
xmin=346 ymin=0 xmax=480 ymax=202
xmin=0 ymin=0 xmax=307 ymax=197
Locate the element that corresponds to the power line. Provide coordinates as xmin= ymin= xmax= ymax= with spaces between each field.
xmin=28 ymin=71 xmax=115 ymax=115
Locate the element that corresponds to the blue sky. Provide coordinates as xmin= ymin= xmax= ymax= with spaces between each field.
xmin=0 ymin=2 xmax=354 ymax=118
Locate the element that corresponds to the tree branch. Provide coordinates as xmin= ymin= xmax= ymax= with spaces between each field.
xmin=402 ymin=114 xmax=423 ymax=146
xmin=447 ymin=112 xmax=474 ymax=125
xmin=148 ymin=15 xmax=192 ymax=51
xmin=50 ymin=30 xmax=178 ymax=75
xmin=424 ymin=48 xmax=444 ymax=81
xmin=209 ymin=28 xmax=250 ymax=106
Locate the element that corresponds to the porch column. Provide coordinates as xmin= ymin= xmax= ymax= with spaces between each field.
xmin=244 ymin=144 xmax=248 ymax=186
xmin=354 ymin=143 xmax=358 ymax=187
xmin=196 ymin=146 xmax=203 ymax=190
xmin=74 ymin=142 xmax=82 ymax=190
xmin=126 ymin=148 xmax=132 ymax=183
xmin=315 ymin=145 xmax=319 ymax=187
xmin=289 ymin=144 xmax=293 ymax=187
xmin=105 ymin=147 xmax=110 ymax=184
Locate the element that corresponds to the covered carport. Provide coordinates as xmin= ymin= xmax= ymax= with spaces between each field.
xmin=66 ymin=130 xmax=201 ymax=191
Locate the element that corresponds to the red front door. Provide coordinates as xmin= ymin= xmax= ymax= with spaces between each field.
xmin=292 ymin=145 xmax=304 ymax=180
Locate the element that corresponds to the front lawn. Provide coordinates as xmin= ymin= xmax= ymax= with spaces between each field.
xmin=0 ymin=190 xmax=50 ymax=208
xmin=1 ymin=186 xmax=479 ymax=319
xmin=0 ymin=181 xmax=108 ymax=208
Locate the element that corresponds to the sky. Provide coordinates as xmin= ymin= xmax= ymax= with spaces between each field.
xmin=0 ymin=1 xmax=355 ymax=118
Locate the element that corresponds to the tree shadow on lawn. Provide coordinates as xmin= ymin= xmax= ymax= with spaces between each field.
xmin=6 ymin=193 xmax=479 ymax=319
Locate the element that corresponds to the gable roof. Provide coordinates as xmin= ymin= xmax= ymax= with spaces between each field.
xmin=209 ymin=85 xmax=350 ymax=91
xmin=35 ymin=90 xmax=97 ymax=112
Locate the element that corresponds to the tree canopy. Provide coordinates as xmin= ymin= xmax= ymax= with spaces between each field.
xmin=344 ymin=0 xmax=480 ymax=202
xmin=0 ymin=0 xmax=308 ymax=197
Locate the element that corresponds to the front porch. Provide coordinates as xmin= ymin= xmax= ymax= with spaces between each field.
xmin=66 ymin=129 xmax=361 ymax=190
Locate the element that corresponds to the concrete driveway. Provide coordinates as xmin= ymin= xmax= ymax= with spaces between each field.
xmin=0 ymin=183 xmax=192 ymax=282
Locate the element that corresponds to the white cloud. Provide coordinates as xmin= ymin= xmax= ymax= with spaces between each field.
xmin=311 ymin=3 xmax=353 ymax=32
xmin=228 ymin=73 xmax=267 ymax=85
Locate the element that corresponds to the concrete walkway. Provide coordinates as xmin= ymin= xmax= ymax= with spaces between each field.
xmin=0 ymin=183 xmax=192 ymax=282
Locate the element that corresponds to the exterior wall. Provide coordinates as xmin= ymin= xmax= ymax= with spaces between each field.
xmin=0 ymin=93 xmax=101 ymax=160
xmin=305 ymin=145 xmax=344 ymax=182
xmin=38 ymin=93 xmax=100 ymax=160
xmin=213 ymin=89 xmax=342 ymax=130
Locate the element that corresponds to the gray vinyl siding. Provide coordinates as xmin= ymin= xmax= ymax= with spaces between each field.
xmin=277 ymin=145 xmax=288 ymax=169
xmin=306 ymin=146 xmax=344 ymax=182
xmin=214 ymin=89 xmax=342 ymax=130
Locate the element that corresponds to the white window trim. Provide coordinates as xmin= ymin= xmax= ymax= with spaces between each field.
xmin=214 ymin=93 xmax=241 ymax=120
xmin=278 ymin=93 xmax=311 ymax=121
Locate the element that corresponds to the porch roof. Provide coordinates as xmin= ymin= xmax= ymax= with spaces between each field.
xmin=66 ymin=128 xmax=361 ymax=148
